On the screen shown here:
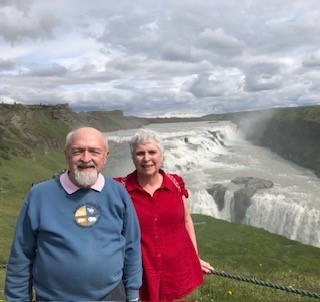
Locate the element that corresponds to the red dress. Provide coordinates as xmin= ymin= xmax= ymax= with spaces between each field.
xmin=115 ymin=170 xmax=203 ymax=301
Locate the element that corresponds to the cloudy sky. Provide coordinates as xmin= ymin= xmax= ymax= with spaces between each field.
xmin=1 ymin=0 xmax=320 ymax=117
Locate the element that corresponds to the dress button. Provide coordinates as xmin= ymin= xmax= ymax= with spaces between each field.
xmin=157 ymin=254 xmax=161 ymax=258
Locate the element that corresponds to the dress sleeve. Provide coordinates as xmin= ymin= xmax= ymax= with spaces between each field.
xmin=113 ymin=177 xmax=127 ymax=187
xmin=169 ymin=173 xmax=189 ymax=198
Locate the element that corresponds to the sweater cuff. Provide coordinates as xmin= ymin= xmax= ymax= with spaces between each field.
xmin=126 ymin=289 xmax=139 ymax=301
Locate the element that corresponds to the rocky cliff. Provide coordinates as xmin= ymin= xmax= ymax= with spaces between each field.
xmin=207 ymin=177 xmax=274 ymax=223
xmin=233 ymin=105 xmax=320 ymax=177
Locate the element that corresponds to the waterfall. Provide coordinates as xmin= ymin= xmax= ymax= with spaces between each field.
xmin=218 ymin=190 xmax=234 ymax=222
xmin=244 ymin=192 xmax=320 ymax=247
xmin=203 ymin=184 xmax=320 ymax=247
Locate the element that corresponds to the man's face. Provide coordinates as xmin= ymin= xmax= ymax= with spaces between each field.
xmin=65 ymin=128 xmax=109 ymax=187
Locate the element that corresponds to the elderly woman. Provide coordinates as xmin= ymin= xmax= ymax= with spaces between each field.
xmin=114 ymin=128 xmax=213 ymax=302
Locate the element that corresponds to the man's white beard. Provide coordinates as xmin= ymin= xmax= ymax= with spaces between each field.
xmin=74 ymin=169 xmax=98 ymax=187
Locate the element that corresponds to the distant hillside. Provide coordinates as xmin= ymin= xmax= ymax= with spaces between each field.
xmin=0 ymin=103 xmax=149 ymax=163
xmin=0 ymin=103 xmax=70 ymax=161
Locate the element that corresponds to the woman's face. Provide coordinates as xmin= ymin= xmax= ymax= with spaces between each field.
xmin=132 ymin=138 xmax=163 ymax=177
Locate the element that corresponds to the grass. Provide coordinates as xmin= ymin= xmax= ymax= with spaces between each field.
xmin=1 ymin=152 xmax=320 ymax=301
xmin=0 ymin=150 xmax=66 ymax=266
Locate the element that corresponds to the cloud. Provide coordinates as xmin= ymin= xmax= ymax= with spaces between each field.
xmin=0 ymin=1 xmax=59 ymax=45
xmin=0 ymin=0 xmax=319 ymax=117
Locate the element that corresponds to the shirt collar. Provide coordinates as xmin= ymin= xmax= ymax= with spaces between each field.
xmin=125 ymin=169 xmax=175 ymax=192
xmin=60 ymin=170 xmax=105 ymax=194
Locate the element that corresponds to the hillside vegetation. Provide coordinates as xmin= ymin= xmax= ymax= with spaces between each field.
xmin=0 ymin=104 xmax=69 ymax=162
xmin=256 ymin=106 xmax=320 ymax=176
xmin=0 ymin=103 xmax=150 ymax=164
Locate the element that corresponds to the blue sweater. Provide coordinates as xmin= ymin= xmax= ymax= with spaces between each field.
xmin=5 ymin=176 xmax=142 ymax=301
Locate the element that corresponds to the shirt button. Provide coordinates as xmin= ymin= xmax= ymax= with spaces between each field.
xmin=154 ymin=217 xmax=158 ymax=222
xmin=157 ymin=254 xmax=161 ymax=258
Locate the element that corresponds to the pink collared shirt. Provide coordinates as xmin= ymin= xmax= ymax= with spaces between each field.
xmin=59 ymin=170 xmax=105 ymax=194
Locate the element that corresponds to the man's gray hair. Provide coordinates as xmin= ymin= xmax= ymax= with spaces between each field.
xmin=64 ymin=128 xmax=108 ymax=152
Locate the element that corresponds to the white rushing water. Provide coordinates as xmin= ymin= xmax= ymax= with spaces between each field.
xmin=104 ymin=121 xmax=320 ymax=248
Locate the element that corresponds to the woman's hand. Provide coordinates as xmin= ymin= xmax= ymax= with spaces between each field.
xmin=199 ymin=258 xmax=214 ymax=275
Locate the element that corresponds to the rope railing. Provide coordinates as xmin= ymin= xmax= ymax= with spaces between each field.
xmin=1 ymin=264 xmax=319 ymax=299
xmin=211 ymin=269 xmax=320 ymax=299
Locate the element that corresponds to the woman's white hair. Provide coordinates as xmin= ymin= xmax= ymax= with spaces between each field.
xmin=129 ymin=128 xmax=164 ymax=156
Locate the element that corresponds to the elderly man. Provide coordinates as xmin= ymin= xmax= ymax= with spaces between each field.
xmin=5 ymin=127 xmax=142 ymax=301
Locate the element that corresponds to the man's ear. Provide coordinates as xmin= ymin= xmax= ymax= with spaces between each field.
xmin=104 ymin=151 xmax=110 ymax=164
